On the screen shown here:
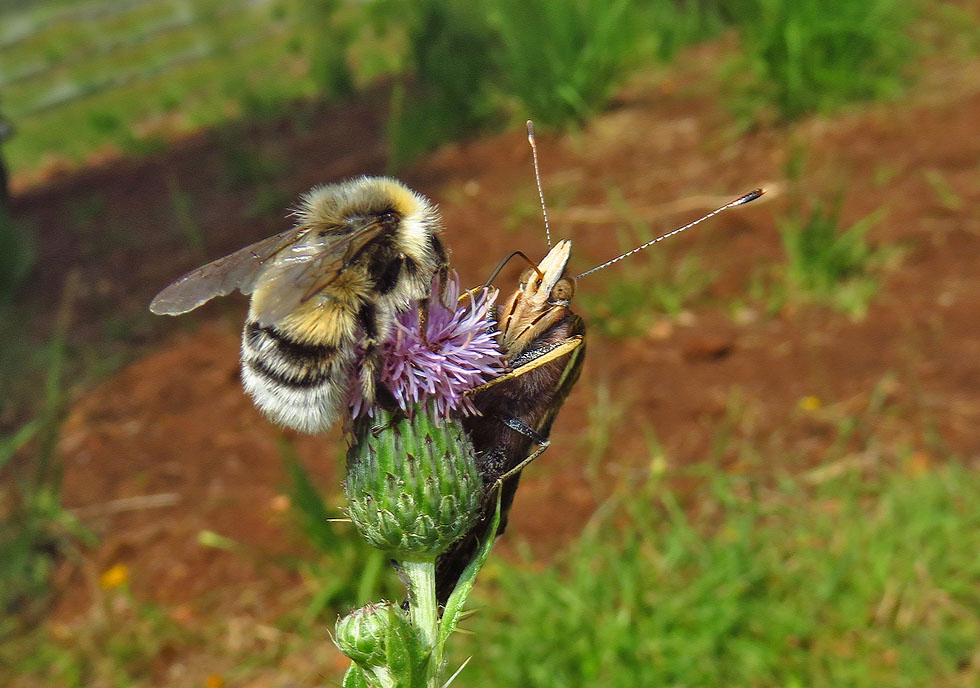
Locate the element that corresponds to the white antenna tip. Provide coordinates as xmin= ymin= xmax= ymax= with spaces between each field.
xmin=735 ymin=187 xmax=765 ymax=205
xmin=525 ymin=119 xmax=551 ymax=247
xmin=573 ymin=186 xmax=766 ymax=280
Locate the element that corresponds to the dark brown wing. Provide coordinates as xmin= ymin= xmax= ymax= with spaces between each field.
xmin=149 ymin=221 xmax=387 ymax=325
xmin=245 ymin=221 xmax=387 ymax=327
xmin=149 ymin=228 xmax=303 ymax=316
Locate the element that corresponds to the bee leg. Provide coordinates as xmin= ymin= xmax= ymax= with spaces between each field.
xmin=418 ymin=265 xmax=450 ymax=348
xmin=369 ymin=384 xmax=406 ymax=437
xmin=356 ymin=302 xmax=386 ymax=403
xmin=358 ymin=344 xmax=379 ymax=403
xmin=357 ymin=343 xmax=403 ymax=417
xmin=373 ymin=380 xmax=399 ymax=412
xmin=418 ymin=297 xmax=431 ymax=347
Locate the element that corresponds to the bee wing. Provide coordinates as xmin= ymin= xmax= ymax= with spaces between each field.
xmin=247 ymin=221 xmax=389 ymax=327
xmin=149 ymin=229 xmax=305 ymax=316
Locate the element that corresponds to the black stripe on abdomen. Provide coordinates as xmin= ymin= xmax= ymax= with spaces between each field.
xmin=245 ymin=358 xmax=331 ymax=389
xmin=244 ymin=323 xmax=337 ymax=364
xmin=242 ymin=321 xmax=343 ymax=389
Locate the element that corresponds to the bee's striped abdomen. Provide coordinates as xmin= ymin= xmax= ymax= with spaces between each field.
xmin=240 ymin=322 xmax=354 ymax=432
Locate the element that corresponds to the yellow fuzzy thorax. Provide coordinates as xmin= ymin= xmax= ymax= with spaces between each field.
xmin=263 ymin=268 xmax=372 ymax=346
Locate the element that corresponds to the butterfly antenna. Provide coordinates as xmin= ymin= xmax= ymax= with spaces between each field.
xmin=482 ymin=250 xmax=542 ymax=289
xmin=575 ymin=188 xmax=765 ymax=279
xmin=526 ymin=120 xmax=552 ymax=247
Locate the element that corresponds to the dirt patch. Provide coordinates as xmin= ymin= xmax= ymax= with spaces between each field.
xmin=13 ymin=49 xmax=980 ymax=633
xmin=56 ymin=323 xmax=328 ymax=619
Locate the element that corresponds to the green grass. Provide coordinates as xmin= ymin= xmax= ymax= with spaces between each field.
xmin=1 ymin=272 xmax=89 ymax=639
xmin=0 ymin=209 xmax=34 ymax=310
xmin=774 ymin=196 xmax=888 ymax=318
xmin=13 ymin=459 xmax=978 ymax=687
xmin=2 ymin=583 xmax=347 ymax=688
xmin=3 ymin=0 xmax=935 ymax=176
xmin=582 ymin=253 xmax=717 ymax=337
xmin=1 ymin=0 xmax=323 ymax=173
xmin=725 ymin=0 xmax=917 ymax=122
xmin=644 ymin=0 xmax=726 ymax=62
xmin=292 ymin=0 xmax=356 ymax=98
xmin=385 ymin=0 xmax=498 ymax=168
xmin=2 ymin=0 xmax=740 ymax=174
xmin=922 ymin=169 xmax=964 ymax=212
xmin=458 ymin=460 xmax=980 ymax=687
xmin=487 ymin=0 xmax=639 ymax=127
xmin=2 ymin=592 xmax=190 ymax=688
xmin=385 ymin=0 xmax=727 ymax=165
xmin=487 ymin=0 xmax=725 ymax=127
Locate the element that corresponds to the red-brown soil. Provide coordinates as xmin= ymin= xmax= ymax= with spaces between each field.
xmin=9 ymin=45 xmax=980 ymax=678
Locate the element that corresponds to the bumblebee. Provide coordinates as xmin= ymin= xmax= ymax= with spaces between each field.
xmin=150 ymin=176 xmax=448 ymax=432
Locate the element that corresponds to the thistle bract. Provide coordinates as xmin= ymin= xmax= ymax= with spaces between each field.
xmin=345 ymin=404 xmax=482 ymax=560
xmin=335 ymin=601 xmax=405 ymax=668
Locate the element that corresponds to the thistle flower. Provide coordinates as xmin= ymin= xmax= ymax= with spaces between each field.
xmin=345 ymin=275 xmax=497 ymax=558
xmin=350 ymin=274 xmax=502 ymax=419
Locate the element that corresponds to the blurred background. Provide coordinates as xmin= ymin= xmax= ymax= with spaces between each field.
xmin=2 ymin=0 xmax=980 ymax=685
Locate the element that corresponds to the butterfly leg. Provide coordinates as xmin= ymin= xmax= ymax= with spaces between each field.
xmin=492 ymin=439 xmax=550 ymax=490
xmin=464 ymin=335 xmax=584 ymax=396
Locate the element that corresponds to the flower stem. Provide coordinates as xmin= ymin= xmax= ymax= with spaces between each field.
xmin=401 ymin=559 xmax=441 ymax=685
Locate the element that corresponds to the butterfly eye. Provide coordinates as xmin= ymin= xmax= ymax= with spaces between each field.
xmin=552 ymin=279 xmax=574 ymax=302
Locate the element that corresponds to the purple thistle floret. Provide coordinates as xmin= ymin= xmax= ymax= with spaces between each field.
xmin=350 ymin=274 xmax=503 ymax=419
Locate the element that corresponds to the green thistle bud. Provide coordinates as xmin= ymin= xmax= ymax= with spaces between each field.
xmin=335 ymin=601 xmax=403 ymax=668
xmin=345 ymin=404 xmax=483 ymax=560
xmin=336 ymin=601 xmax=429 ymax=686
